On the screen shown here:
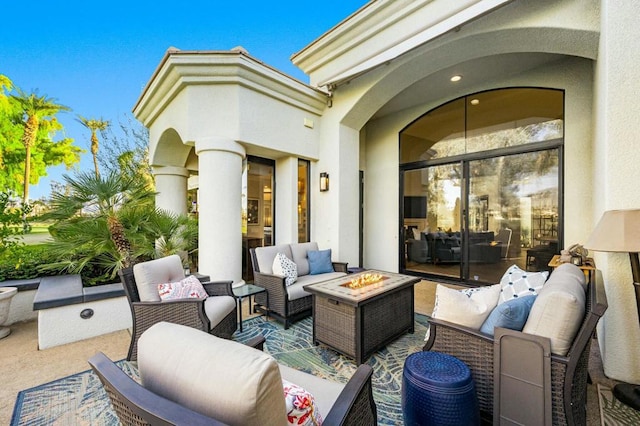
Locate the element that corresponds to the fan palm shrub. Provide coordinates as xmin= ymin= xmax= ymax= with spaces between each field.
xmin=41 ymin=171 xmax=197 ymax=285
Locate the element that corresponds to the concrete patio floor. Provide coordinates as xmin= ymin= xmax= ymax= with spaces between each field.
xmin=0 ymin=280 xmax=606 ymax=425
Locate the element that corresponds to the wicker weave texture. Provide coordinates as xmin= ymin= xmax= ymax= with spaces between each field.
xmin=425 ymin=269 xmax=606 ymax=426
xmin=313 ymin=283 xmax=415 ymax=363
xmin=103 ymin=384 xmax=148 ymax=426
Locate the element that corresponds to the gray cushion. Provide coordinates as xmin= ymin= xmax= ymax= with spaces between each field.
xmin=290 ymin=242 xmax=318 ymax=276
xmin=138 ymin=322 xmax=286 ymax=426
xmin=522 ymin=263 xmax=586 ymax=356
xmin=290 ymin=272 xmax=347 ymax=300
xmin=254 ymin=244 xmax=293 ymax=275
xmin=133 ymin=255 xmax=184 ymax=302
xmin=278 ymin=364 xmax=344 ymax=420
xmin=204 ymin=295 xmax=236 ymax=326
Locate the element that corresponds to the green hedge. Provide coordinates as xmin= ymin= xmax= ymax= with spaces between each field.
xmin=0 ymin=244 xmax=58 ymax=281
xmin=0 ymin=244 xmax=114 ymax=285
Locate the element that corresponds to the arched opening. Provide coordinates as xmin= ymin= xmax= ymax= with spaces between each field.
xmin=400 ymin=87 xmax=563 ymax=284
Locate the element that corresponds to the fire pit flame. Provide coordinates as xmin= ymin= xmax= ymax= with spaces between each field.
xmin=346 ymin=273 xmax=383 ymax=289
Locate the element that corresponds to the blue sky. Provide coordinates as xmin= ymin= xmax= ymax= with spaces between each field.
xmin=2 ymin=1 xmax=366 ymax=200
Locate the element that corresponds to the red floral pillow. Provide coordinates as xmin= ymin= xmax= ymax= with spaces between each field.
xmin=282 ymin=379 xmax=323 ymax=425
xmin=157 ymin=275 xmax=207 ymax=300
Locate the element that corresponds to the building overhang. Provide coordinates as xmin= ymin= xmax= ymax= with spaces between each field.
xmin=133 ymin=48 xmax=328 ymax=127
xmin=291 ymin=0 xmax=515 ymax=88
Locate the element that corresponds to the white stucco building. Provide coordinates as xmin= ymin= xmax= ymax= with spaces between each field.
xmin=134 ymin=0 xmax=640 ymax=385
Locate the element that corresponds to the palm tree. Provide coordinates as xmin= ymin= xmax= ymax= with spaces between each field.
xmin=11 ymin=89 xmax=70 ymax=204
xmin=45 ymin=171 xmax=156 ymax=271
xmin=78 ymin=116 xmax=109 ymax=178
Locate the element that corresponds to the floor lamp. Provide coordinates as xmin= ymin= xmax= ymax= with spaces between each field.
xmin=585 ymin=208 xmax=640 ymax=411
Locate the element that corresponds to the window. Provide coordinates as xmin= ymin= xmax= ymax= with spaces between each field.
xmin=400 ymin=88 xmax=563 ymax=284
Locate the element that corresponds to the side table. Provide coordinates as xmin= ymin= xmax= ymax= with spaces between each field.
xmin=548 ymin=254 xmax=595 ymax=280
xmin=232 ymin=284 xmax=266 ymax=332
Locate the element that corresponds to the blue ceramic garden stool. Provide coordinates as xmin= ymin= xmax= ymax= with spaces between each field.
xmin=402 ymin=351 xmax=480 ymax=426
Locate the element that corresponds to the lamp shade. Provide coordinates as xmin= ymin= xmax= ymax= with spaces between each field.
xmin=584 ymin=209 xmax=640 ymax=253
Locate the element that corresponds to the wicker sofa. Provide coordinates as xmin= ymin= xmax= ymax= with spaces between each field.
xmin=423 ymin=264 xmax=608 ymax=425
xmin=89 ymin=322 xmax=377 ymax=425
xmin=250 ymin=242 xmax=348 ymax=328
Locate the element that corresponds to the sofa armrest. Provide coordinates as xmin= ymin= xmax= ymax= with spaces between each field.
xmin=253 ymin=271 xmax=287 ymax=293
xmin=332 ymin=262 xmax=349 ymax=273
xmin=323 ymin=364 xmax=377 ymax=426
xmin=202 ymin=280 xmax=234 ymax=297
xmin=245 ymin=335 xmax=266 ymax=351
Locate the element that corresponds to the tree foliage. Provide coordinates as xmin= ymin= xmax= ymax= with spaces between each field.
xmin=98 ymin=114 xmax=153 ymax=189
xmin=41 ymin=171 xmax=196 ymax=284
xmin=0 ymin=75 xmax=84 ymax=200
xmin=77 ymin=115 xmax=109 ymax=178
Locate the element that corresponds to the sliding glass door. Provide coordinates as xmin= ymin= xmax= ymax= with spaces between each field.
xmin=400 ymin=87 xmax=563 ymax=284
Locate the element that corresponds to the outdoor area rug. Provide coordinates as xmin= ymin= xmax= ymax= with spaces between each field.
xmin=598 ymin=384 xmax=640 ymax=426
xmin=11 ymin=313 xmax=430 ymax=425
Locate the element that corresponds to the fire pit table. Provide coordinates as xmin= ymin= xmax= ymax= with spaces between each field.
xmin=303 ymin=270 xmax=420 ymax=364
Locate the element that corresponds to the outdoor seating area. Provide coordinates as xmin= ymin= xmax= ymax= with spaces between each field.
xmin=1 ymin=266 xmax=629 ymax=425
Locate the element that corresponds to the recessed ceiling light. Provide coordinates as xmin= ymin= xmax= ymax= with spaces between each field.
xmin=450 ymin=75 xmax=462 ymax=82
xmin=470 ymin=99 xmax=480 ymax=105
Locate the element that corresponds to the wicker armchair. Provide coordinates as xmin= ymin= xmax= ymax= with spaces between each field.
xmin=89 ymin=323 xmax=377 ymax=426
xmin=423 ymin=269 xmax=607 ymax=425
xmin=118 ymin=255 xmax=237 ymax=361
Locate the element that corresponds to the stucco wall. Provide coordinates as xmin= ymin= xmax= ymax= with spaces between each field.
xmin=593 ymin=0 xmax=640 ymax=384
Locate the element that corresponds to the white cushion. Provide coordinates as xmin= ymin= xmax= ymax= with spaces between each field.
xmin=522 ymin=263 xmax=586 ymax=356
xmin=432 ymin=283 xmax=501 ymax=329
xmin=498 ymin=264 xmax=548 ymax=304
xmin=203 ymin=295 xmax=236 ymax=326
xmin=273 ymin=252 xmax=298 ymax=286
xmin=290 ymin=242 xmax=318 ymax=276
xmin=133 ymin=255 xmax=184 ymax=302
xmin=254 ymin=244 xmax=293 ymax=275
xmin=138 ymin=322 xmax=286 ymax=426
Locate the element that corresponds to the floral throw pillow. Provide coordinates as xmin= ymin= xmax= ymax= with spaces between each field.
xmin=157 ymin=275 xmax=208 ymax=300
xmin=273 ymin=252 xmax=298 ymax=286
xmin=283 ymin=379 xmax=323 ymax=426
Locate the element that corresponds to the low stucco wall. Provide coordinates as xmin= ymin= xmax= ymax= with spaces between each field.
xmin=37 ymin=296 xmax=132 ymax=349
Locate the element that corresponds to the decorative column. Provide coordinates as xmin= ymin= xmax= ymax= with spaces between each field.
xmin=153 ymin=166 xmax=190 ymax=216
xmin=195 ymin=138 xmax=245 ymax=284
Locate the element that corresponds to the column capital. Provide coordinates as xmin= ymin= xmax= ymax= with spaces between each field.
xmin=195 ymin=137 xmax=246 ymax=158
xmin=152 ymin=165 xmax=190 ymax=178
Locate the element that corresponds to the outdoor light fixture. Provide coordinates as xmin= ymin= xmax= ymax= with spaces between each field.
xmin=320 ymin=172 xmax=329 ymax=192
xmin=585 ymin=208 xmax=640 ymax=411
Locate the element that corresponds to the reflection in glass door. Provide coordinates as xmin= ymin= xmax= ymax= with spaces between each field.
xmin=403 ymin=163 xmax=462 ymax=280
xmin=467 ymin=150 xmax=559 ymax=283
xmin=242 ymin=156 xmax=274 ymax=282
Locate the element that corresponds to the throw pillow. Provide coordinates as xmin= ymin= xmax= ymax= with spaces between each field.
xmin=498 ymin=264 xmax=548 ymax=304
xmin=282 ymin=379 xmax=323 ymax=426
xmin=431 ymin=283 xmax=501 ymax=330
xmin=157 ymin=275 xmax=208 ymax=300
xmin=308 ymin=249 xmax=334 ymax=275
xmin=273 ymin=252 xmax=298 ymax=286
xmin=479 ymin=295 xmax=536 ymax=336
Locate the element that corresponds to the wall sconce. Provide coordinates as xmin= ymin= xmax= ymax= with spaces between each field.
xmin=320 ymin=172 xmax=329 ymax=192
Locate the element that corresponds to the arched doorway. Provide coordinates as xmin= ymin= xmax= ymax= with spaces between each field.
xmin=400 ymin=87 xmax=563 ymax=284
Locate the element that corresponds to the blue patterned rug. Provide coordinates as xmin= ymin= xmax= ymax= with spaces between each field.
xmin=11 ymin=314 xmax=430 ymax=425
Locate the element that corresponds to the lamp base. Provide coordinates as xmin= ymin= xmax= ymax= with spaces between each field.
xmin=613 ymin=384 xmax=640 ymax=412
